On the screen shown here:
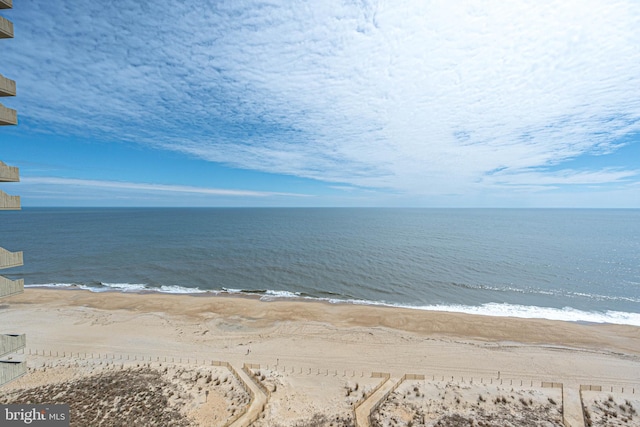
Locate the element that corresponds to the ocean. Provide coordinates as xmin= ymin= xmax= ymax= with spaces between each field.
xmin=1 ymin=208 xmax=639 ymax=325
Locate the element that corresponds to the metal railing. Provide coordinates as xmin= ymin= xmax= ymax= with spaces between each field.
xmin=0 ymin=361 xmax=26 ymax=386
xmin=0 ymin=334 xmax=25 ymax=358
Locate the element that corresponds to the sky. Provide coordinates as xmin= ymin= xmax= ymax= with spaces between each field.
xmin=1 ymin=0 xmax=639 ymax=207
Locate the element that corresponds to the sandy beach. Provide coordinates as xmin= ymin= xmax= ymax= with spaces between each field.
xmin=1 ymin=289 xmax=639 ymax=426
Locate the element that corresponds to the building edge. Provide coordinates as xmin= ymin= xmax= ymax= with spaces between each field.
xmin=0 ymin=0 xmax=25 ymax=387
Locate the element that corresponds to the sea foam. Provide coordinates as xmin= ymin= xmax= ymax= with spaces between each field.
xmin=25 ymin=283 xmax=640 ymax=326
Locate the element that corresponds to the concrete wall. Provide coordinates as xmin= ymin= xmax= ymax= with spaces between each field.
xmin=0 ymin=247 xmax=23 ymax=269
xmin=0 ymin=14 xmax=13 ymax=38
xmin=0 ymin=102 xmax=17 ymax=125
xmin=0 ymin=189 xmax=20 ymax=209
xmin=0 ymin=73 xmax=16 ymax=96
xmin=0 ymin=161 xmax=19 ymax=181
xmin=0 ymin=276 xmax=23 ymax=298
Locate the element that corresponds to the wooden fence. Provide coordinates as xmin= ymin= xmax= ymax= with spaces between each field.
xmin=222 ymin=362 xmax=253 ymax=427
xmin=367 ymin=374 xmax=426 ymax=425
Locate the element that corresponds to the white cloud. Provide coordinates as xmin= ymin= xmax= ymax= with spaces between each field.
xmin=20 ymin=177 xmax=309 ymax=198
xmin=484 ymin=168 xmax=639 ymax=187
xmin=4 ymin=0 xmax=640 ymax=199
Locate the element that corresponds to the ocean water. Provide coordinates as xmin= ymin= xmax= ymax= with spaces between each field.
xmin=1 ymin=208 xmax=639 ymax=325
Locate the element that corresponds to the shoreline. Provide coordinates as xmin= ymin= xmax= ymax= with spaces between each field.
xmin=3 ymin=288 xmax=639 ymax=426
xmin=22 ymin=284 xmax=640 ymax=327
xmin=5 ymin=288 xmax=640 ymax=354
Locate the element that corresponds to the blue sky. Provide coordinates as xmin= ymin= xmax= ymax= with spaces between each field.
xmin=1 ymin=0 xmax=639 ymax=207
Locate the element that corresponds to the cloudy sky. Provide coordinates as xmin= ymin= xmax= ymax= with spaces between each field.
xmin=1 ymin=0 xmax=639 ymax=207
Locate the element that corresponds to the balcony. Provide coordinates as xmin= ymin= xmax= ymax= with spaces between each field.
xmin=0 ymin=102 xmax=17 ymax=125
xmin=0 ymin=73 xmax=16 ymax=97
xmin=0 ymin=190 xmax=19 ymax=210
xmin=0 ymin=275 xmax=23 ymax=298
xmin=0 ymin=15 xmax=12 ymax=38
xmin=0 ymin=361 xmax=26 ymax=386
xmin=0 ymin=247 xmax=23 ymax=270
xmin=0 ymin=334 xmax=25 ymax=358
xmin=0 ymin=161 xmax=18 ymax=182
xmin=0 ymin=0 xmax=12 ymax=10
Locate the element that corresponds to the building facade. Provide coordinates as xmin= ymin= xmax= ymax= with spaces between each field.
xmin=0 ymin=0 xmax=26 ymax=386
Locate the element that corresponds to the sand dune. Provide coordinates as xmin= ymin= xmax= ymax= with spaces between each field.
xmin=1 ymin=289 xmax=639 ymax=426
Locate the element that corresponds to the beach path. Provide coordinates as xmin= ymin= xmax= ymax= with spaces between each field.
xmin=563 ymin=384 xmax=586 ymax=427
xmin=228 ymin=363 xmax=268 ymax=427
xmin=354 ymin=375 xmax=398 ymax=427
